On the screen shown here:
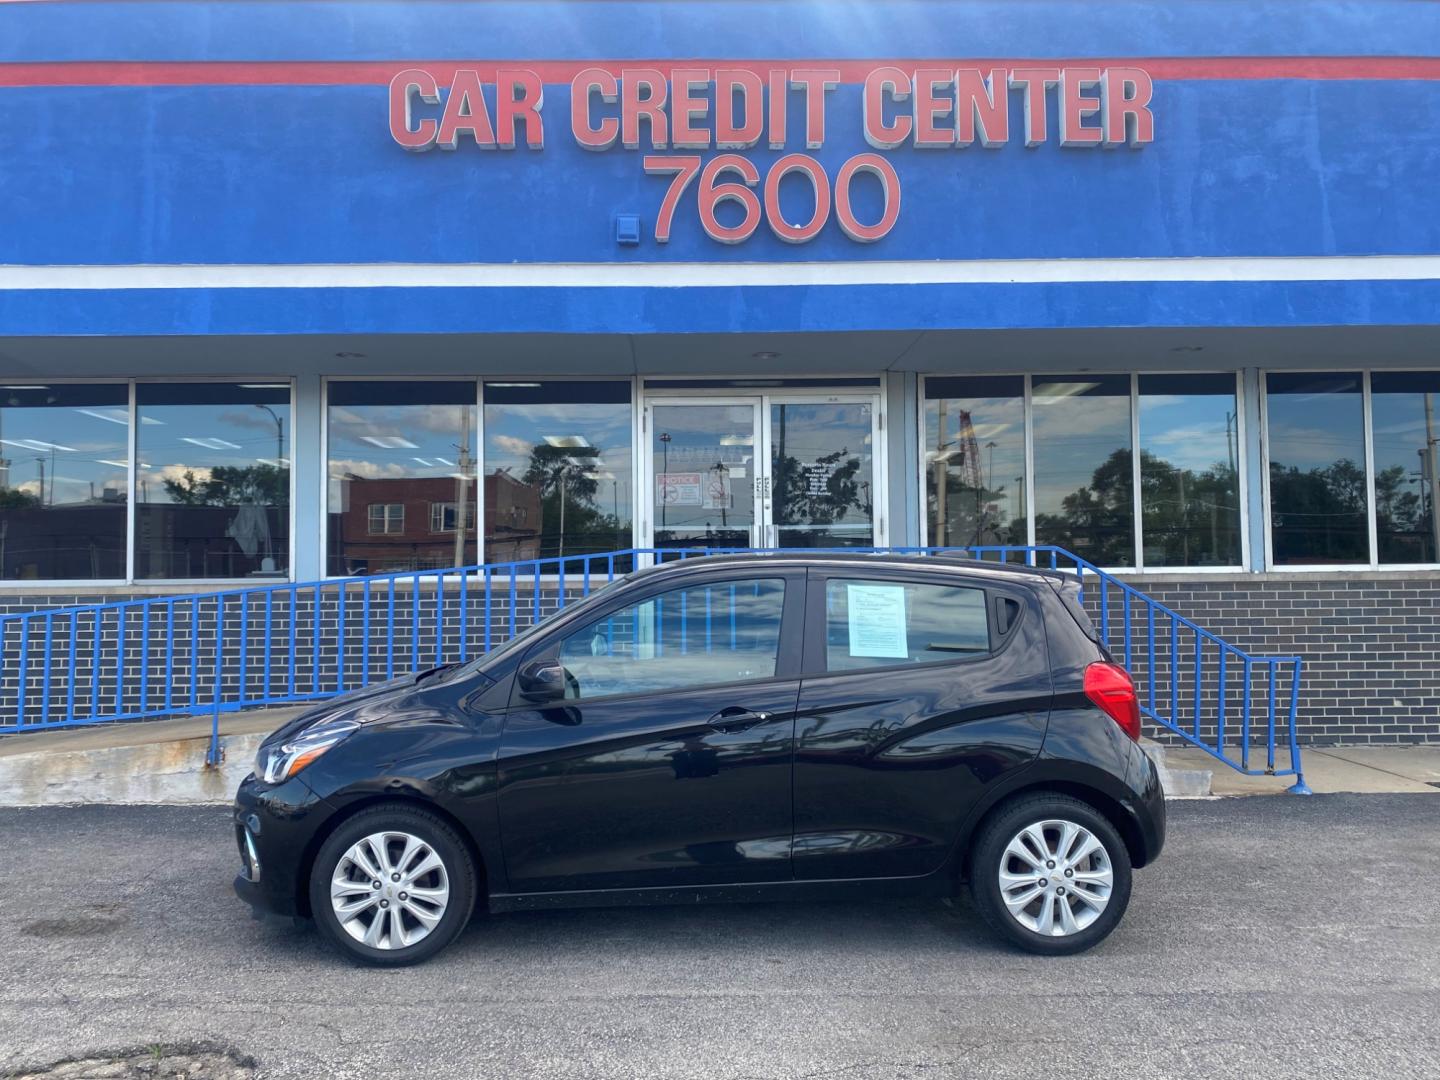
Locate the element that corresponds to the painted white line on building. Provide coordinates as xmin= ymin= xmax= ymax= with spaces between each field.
xmin=1 ymin=256 xmax=1439 ymax=290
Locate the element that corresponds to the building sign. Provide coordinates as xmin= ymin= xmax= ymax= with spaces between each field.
xmin=388 ymin=64 xmax=1154 ymax=246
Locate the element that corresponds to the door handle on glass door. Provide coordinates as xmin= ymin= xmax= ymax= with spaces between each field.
xmin=706 ymin=707 xmax=772 ymax=733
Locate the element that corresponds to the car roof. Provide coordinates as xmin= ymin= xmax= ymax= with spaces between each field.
xmin=632 ymin=551 xmax=1073 ymax=589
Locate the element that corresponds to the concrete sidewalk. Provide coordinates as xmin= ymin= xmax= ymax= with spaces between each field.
xmin=1164 ymin=743 xmax=1440 ymax=795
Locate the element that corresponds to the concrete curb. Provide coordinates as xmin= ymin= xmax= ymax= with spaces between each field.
xmin=0 ymin=729 xmax=265 ymax=806
xmin=1141 ymin=739 xmax=1214 ymax=799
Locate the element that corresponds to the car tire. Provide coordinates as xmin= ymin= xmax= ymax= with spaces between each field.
xmin=309 ymin=804 xmax=477 ymax=967
xmin=968 ymin=793 xmax=1132 ymax=956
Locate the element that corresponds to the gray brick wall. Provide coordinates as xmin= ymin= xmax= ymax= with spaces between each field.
xmin=1104 ymin=572 xmax=1440 ymax=746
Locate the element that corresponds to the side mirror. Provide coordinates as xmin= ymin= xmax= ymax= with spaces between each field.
xmin=517 ymin=659 xmax=567 ymax=702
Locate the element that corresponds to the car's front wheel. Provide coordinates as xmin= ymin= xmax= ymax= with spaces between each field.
xmin=309 ymin=805 xmax=477 ymax=966
xmin=969 ymin=793 xmax=1132 ymax=955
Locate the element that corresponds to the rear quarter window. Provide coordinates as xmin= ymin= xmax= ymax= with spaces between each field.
xmin=824 ymin=578 xmax=990 ymax=672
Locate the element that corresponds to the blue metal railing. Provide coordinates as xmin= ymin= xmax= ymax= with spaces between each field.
xmin=0 ymin=545 xmax=1308 ymax=791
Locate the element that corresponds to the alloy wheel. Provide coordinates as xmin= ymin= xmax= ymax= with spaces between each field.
xmin=997 ymin=818 xmax=1113 ymax=937
xmin=330 ymin=831 xmax=451 ymax=950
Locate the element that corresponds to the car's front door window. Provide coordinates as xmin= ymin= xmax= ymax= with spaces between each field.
xmin=556 ymin=578 xmax=786 ymax=699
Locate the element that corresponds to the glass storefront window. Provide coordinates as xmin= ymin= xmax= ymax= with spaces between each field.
xmin=1266 ymin=373 xmax=1368 ymax=565
xmin=483 ymin=381 xmax=632 ymax=562
xmin=1371 ymin=372 xmax=1440 ymax=564
xmin=135 ymin=382 xmax=291 ymax=579
xmin=923 ymin=376 xmax=1026 ymax=551
xmin=1032 ymin=376 xmax=1134 ymax=566
xmin=327 ymin=381 xmax=476 ymax=576
xmin=0 ymin=383 xmax=129 ymax=580
xmin=1138 ymin=374 xmax=1243 ymax=567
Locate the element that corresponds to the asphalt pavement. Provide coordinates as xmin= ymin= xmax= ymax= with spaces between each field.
xmin=2 ymin=796 xmax=1438 ymax=1079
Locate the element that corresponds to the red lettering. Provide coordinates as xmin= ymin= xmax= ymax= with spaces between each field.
xmin=764 ymin=153 xmax=830 ymax=244
xmin=1102 ymin=67 xmax=1155 ymax=146
xmin=389 ymin=69 xmax=440 ymax=151
xmin=789 ymin=69 xmax=839 ymax=148
xmin=1008 ymin=67 xmax=1059 ymax=146
xmin=912 ymin=69 xmax=954 ymax=148
xmin=766 ymin=69 xmax=788 ymax=149
xmin=671 ymin=68 xmax=712 ymax=150
xmin=496 ymin=69 xmax=544 ymax=149
xmin=835 ymin=154 xmax=901 ymax=243
xmin=622 ymin=69 xmax=669 ymax=149
xmin=715 ymin=69 xmax=764 ymax=149
xmin=571 ymin=67 xmax=619 ymax=150
xmin=436 ymin=70 xmax=496 ymax=150
xmin=863 ymin=67 xmax=912 ymax=149
xmin=955 ymin=68 xmax=1008 ymax=147
xmin=1059 ymin=67 xmax=1103 ymax=146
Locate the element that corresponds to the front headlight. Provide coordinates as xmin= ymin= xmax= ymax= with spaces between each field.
xmin=257 ymin=719 xmax=359 ymax=784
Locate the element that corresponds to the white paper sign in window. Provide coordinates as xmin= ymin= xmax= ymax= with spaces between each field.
xmin=846 ymin=583 xmax=909 ymax=659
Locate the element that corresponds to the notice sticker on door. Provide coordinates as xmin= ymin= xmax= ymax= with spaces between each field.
xmin=846 ymin=584 xmax=908 ymax=659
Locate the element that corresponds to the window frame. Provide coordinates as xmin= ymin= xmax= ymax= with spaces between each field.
xmin=1261 ymin=367 xmax=1440 ymax=572
xmin=130 ymin=377 xmax=297 ymax=586
xmin=321 ymin=375 xmax=642 ymax=582
xmin=0 ymin=376 xmax=297 ymax=588
xmin=0 ymin=377 xmax=134 ymax=588
xmin=917 ymin=371 xmax=1249 ymax=574
xmin=367 ymin=502 xmax=405 ymax=535
xmin=514 ymin=566 xmax=807 ymax=708
xmin=481 ymin=375 xmax=640 ymax=567
xmin=322 ymin=375 xmax=482 ymax=579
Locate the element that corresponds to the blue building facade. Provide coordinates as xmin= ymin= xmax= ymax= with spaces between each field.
xmin=2 ymin=0 xmax=1438 ymax=739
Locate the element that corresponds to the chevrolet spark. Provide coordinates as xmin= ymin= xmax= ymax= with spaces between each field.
xmin=234 ymin=553 xmax=1165 ymax=965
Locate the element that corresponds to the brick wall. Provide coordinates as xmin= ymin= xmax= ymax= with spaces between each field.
xmin=1106 ymin=572 xmax=1440 ymax=745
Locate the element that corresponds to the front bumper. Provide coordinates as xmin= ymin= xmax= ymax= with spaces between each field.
xmin=232 ymin=771 xmax=332 ymax=918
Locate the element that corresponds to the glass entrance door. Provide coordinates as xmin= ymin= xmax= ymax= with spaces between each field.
xmin=648 ymin=401 xmax=762 ymax=550
xmin=766 ymin=398 xmax=878 ymax=548
xmin=644 ymin=394 xmax=882 ymax=551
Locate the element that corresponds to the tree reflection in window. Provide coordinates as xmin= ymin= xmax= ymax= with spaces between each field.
xmin=484 ymin=382 xmax=633 ymax=563
xmin=1372 ymin=372 xmax=1440 ymax=564
xmin=923 ymin=377 xmax=1025 ymax=552
xmin=1139 ymin=374 xmax=1242 ymax=567
xmin=1266 ymin=373 xmax=1368 ymax=565
xmin=1032 ymin=376 xmax=1135 ymax=566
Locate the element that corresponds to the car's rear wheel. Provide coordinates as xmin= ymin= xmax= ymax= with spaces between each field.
xmin=969 ymin=793 xmax=1132 ymax=955
xmin=309 ymin=805 xmax=476 ymax=967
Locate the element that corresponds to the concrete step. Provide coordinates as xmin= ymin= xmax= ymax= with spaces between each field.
xmin=0 ymin=707 xmax=305 ymax=806
xmin=1141 ymin=737 xmax=1214 ymax=799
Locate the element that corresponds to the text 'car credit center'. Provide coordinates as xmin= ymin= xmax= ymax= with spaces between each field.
xmin=2 ymin=0 xmax=1439 ymax=741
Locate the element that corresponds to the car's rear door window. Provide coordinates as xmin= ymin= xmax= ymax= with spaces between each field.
xmin=823 ymin=578 xmax=990 ymax=672
xmin=556 ymin=578 xmax=786 ymax=699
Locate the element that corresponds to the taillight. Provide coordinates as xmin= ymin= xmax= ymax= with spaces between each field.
xmin=1084 ymin=662 xmax=1141 ymax=742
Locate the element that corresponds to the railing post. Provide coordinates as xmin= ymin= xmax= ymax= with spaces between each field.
xmin=1286 ymin=657 xmax=1312 ymax=794
xmin=1241 ymin=656 xmax=1252 ymax=771
xmin=206 ymin=595 xmax=223 ymax=767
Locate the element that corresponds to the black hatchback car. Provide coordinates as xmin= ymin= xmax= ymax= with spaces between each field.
xmin=234 ymin=553 xmax=1164 ymax=965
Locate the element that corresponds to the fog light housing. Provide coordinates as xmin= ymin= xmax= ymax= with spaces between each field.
xmin=238 ymin=825 xmax=262 ymax=884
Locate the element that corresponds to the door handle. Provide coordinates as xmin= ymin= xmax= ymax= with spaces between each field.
xmin=706 ymin=707 xmax=772 ymax=733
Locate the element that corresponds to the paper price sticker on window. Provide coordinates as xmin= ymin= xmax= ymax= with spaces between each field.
xmin=846 ymin=583 xmax=909 ymax=659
